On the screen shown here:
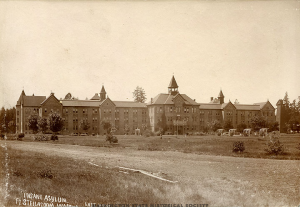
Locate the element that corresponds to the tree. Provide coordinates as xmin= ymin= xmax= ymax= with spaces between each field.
xmin=124 ymin=124 xmax=130 ymax=135
xmin=237 ymin=123 xmax=247 ymax=133
xmin=267 ymin=121 xmax=279 ymax=132
xmin=133 ymin=86 xmax=147 ymax=103
xmin=80 ymin=119 xmax=90 ymax=132
xmin=0 ymin=107 xmax=16 ymax=134
xmin=250 ymin=115 xmax=266 ymax=131
xmin=38 ymin=117 xmax=48 ymax=133
xmin=47 ymin=112 xmax=64 ymax=133
xmin=223 ymin=120 xmax=233 ymax=131
xmin=64 ymin=93 xmax=78 ymax=100
xmin=101 ymin=121 xmax=111 ymax=134
xmin=156 ymin=111 xmax=167 ymax=133
xmin=27 ymin=114 xmax=39 ymax=133
xmin=206 ymin=120 xmax=222 ymax=132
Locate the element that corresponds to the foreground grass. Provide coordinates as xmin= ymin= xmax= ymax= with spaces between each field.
xmin=0 ymin=144 xmax=208 ymax=206
xmin=15 ymin=133 xmax=300 ymax=160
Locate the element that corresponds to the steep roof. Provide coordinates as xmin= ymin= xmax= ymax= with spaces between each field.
xmin=168 ymin=75 xmax=178 ymax=88
xmin=100 ymin=85 xmax=106 ymax=93
xmin=41 ymin=93 xmax=61 ymax=105
xmin=17 ymin=96 xmax=46 ymax=106
xmin=148 ymin=93 xmax=199 ymax=106
xmin=218 ymin=90 xmax=224 ymax=98
xmin=91 ymin=93 xmax=100 ymax=100
xmin=61 ymin=100 xmax=102 ymax=107
xmin=114 ymin=101 xmax=147 ymax=108
xmin=253 ymin=102 xmax=267 ymax=109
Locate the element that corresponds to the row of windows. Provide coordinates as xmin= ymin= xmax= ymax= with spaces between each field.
xmin=44 ymin=108 xmax=60 ymax=113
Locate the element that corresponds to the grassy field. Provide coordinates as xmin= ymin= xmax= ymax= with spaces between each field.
xmin=16 ymin=133 xmax=300 ymax=160
xmin=2 ymin=139 xmax=300 ymax=206
xmin=0 ymin=145 xmax=208 ymax=207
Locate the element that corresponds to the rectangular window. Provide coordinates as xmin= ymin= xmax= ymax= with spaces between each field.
xmin=45 ymin=108 xmax=47 ymax=113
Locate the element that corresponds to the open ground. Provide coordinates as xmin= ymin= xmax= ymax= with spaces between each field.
xmin=1 ymin=134 xmax=300 ymax=206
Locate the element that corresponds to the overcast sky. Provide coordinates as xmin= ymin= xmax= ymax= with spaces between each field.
xmin=0 ymin=1 xmax=299 ymax=109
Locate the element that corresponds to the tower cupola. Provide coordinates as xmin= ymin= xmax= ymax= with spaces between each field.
xmin=218 ymin=90 xmax=225 ymax=104
xmin=100 ymin=85 xmax=106 ymax=101
xmin=168 ymin=75 xmax=179 ymax=95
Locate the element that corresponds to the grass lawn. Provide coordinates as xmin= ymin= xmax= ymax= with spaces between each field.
xmin=16 ymin=133 xmax=300 ymax=160
xmin=0 ymin=145 xmax=209 ymax=207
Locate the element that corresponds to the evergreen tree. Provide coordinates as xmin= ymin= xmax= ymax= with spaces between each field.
xmin=133 ymin=86 xmax=147 ymax=103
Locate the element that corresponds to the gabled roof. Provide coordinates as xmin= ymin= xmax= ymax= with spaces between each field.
xmin=148 ymin=93 xmax=199 ymax=106
xmin=234 ymin=104 xmax=260 ymax=111
xmin=114 ymin=101 xmax=147 ymax=108
xmin=100 ymin=97 xmax=116 ymax=106
xmin=168 ymin=75 xmax=178 ymax=88
xmin=91 ymin=93 xmax=100 ymax=100
xmin=253 ymin=102 xmax=267 ymax=109
xmin=17 ymin=96 xmax=46 ymax=106
xmin=41 ymin=93 xmax=61 ymax=106
xmin=61 ymin=100 xmax=102 ymax=107
xmin=173 ymin=93 xmax=190 ymax=105
xmin=254 ymin=101 xmax=275 ymax=110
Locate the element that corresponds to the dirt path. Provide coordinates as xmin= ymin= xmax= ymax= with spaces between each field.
xmin=4 ymin=141 xmax=300 ymax=206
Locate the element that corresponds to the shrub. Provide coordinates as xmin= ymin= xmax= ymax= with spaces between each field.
xmin=18 ymin=133 xmax=25 ymax=139
xmin=106 ymin=133 xmax=118 ymax=143
xmin=264 ymin=131 xmax=284 ymax=155
xmin=51 ymin=134 xmax=58 ymax=141
xmin=232 ymin=141 xmax=245 ymax=153
xmin=217 ymin=132 xmax=222 ymax=136
xmin=34 ymin=133 xmax=50 ymax=141
xmin=143 ymin=130 xmax=155 ymax=137
xmin=0 ymin=134 xmax=5 ymax=139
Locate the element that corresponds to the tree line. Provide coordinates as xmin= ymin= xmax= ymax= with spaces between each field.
xmin=282 ymin=92 xmax=300 ymax=132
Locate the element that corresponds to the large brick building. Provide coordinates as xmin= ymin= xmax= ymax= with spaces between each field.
xmin=16 ymin=76 xmax=276 ymax=135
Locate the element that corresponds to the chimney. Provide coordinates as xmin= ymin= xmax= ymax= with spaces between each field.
xmin=211 ymin=97 xmax=213 ymax=101
xmin=194 ymin=99 xmax=196 ymax=101
xmin=151 ymin=98 xmax=153 ymax=104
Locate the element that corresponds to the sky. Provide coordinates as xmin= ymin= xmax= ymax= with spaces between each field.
xmin=0 ymin=0 xmax=299 ymax=109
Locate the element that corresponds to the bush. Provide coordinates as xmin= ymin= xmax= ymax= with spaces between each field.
xmin=264 ymin=131 xmax=285 ymax=155
xmin=106 ymin=133 xmax=118 ymax=143
xmin=51 ymin=134 xmax=58 ymax=141
xmin=232 ymin=141 xmax=245 ymax=153
xmin=34 ymin=133 xmax=50 ymax=141
xmin=0 ymin=134 xmax=5 ymax=139
xmin=155 ymin=131 xmax=162 ymax=136
xmin=18 ymin=133 xmax=25 ymax=139
xmin=143 ymin=130 xmax=155 ymax=137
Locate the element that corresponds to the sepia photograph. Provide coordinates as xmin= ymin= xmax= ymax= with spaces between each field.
xmin=0 ymin=0 xmax=299 ymax=206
